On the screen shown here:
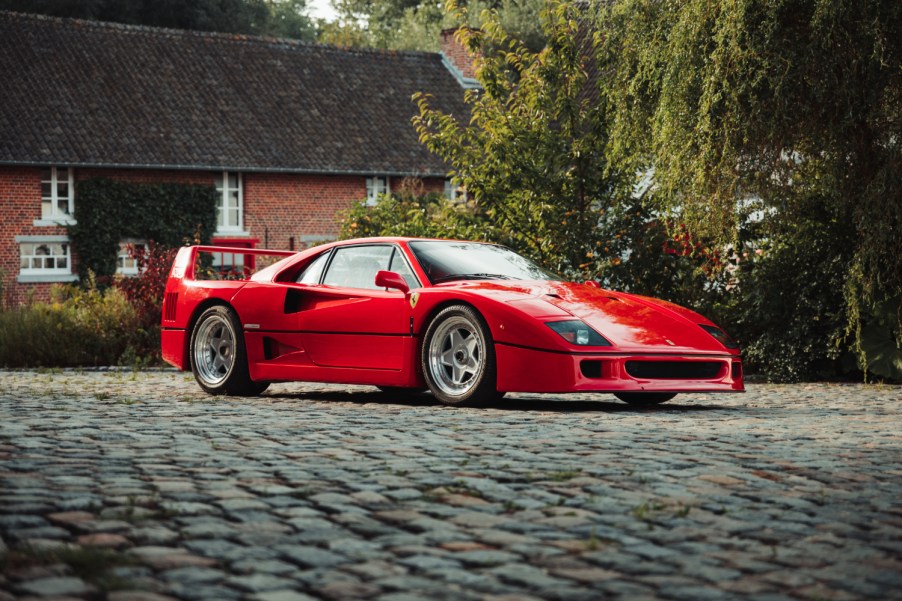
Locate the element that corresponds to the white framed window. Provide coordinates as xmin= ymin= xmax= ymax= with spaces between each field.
xmin=16 ymin=235 xmax=78 ymax=283
xmin=116 ymin=240 xmax=147 ymax=276
xmin=215 ymin=172 xmax=243 ymax=233
xmin=365 ymin=176 xmax=389 ymax=207
xmin=35 ymin=167 xmax=75 ymax=226
xmin=444 ymin=178 xmax=467 ymax=203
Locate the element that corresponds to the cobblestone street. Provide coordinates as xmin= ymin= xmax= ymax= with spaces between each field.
xmin=1 ymin=370 xmax=900 ymax=601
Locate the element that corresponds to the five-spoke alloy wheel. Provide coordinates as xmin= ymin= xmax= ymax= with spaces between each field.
xmin=190 ymin=305 xmax=267 ymax=396
xmin=422 ymin=304 xmax=499 ymax=406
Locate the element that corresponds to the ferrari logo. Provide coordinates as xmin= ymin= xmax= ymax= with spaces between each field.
xmin=409 ymin=293 xmax=419 ymax=309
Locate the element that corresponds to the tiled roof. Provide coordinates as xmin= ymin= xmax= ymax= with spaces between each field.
xmin=0 ymin=11 xmax=470 ymax=176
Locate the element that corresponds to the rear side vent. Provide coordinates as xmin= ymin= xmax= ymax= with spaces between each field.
xmin=163 ymin=292 xmax=178 ymax=322
xmin=625 ymin=360 xmax=723 ymax=380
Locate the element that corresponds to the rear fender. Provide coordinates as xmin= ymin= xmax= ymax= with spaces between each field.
xmin=161 ymin=245 xmax=295 ymax=370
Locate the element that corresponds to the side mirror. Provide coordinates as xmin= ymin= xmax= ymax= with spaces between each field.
xmin=374 ymin=270 xmax=410 ymax=294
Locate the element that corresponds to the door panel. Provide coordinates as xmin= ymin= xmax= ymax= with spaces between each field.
xmin=297 ymin=286 xmax=408 ymax=369
xmin=232 ymin=245 xmax=412 ymax=373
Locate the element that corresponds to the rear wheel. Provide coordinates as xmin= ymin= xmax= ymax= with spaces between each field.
xmin=190 ymin=305 xmax=266 ymax=396
xmin=614 ymin=392 xmax=676 ymax=405
xmin=422 ymin=305 xmax=500 ymax=406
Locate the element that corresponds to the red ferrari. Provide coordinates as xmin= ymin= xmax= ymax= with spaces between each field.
xmin=161 ymin=237 xmax=743 ymax=405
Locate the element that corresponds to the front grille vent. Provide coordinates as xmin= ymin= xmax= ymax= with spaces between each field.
xmin=163 ymin=292 xmax=178 ymax=322
xmin=580 ymin=360 xmax=604 ymax=378
xmin=625 ymin=360 xmax=722 ymax=380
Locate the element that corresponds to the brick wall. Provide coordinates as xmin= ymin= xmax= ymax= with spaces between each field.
xmin=0 ymin=167 xmax=218 ymax=304
xmin=0 ymin=167 xmax=65 ymax=305
xmin=440 ymin=28 xmax=479 ymax=81
xmin=245 ymin=173 xmax=365 ymax=251
xmin=1 ymin=166 xmax=448 ymax=304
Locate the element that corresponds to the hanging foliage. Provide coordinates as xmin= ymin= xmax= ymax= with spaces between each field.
xmin=597 ymin=0 xmax=901 ymax=380
xmin=68 ymin=178 xmax=217 ymax=281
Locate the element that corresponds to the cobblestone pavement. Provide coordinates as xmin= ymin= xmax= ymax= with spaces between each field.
xmin=1 ymin=370 xmax=900 ymax=601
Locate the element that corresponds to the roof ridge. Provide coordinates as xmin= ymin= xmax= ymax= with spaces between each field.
xmin=0 ymin=9 xmax=440 ymax=60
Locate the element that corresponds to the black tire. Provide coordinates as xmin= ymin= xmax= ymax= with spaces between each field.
xmin=189 ymin=305 xmax=265 ymax=396
xmin=614 ymin=392 xmax=677 ymax=405
xmin=421 ymin=304 xmax=500 ymax=406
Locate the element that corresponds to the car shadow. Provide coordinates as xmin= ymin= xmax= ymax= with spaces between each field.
xmin=261 ymin=388 xmax=731 ymax=413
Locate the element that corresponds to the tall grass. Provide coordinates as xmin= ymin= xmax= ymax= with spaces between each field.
xmin=0 ymin=281 xmax=141 ymax=367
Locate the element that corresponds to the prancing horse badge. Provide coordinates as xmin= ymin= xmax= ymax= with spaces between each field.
xmin=409 ymin=293 xmax=420 ymax=309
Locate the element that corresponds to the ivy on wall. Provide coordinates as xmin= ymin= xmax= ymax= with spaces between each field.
xmin=68 ymin=178 xmax=218 ymax=280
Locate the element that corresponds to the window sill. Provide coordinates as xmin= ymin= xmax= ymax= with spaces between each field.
xmin=17 ymin=273 xmax=79 ymax=284
xmin=214 ymin=229 xmax=251 ymax=237
xmin=33 ymin=219 xmax=77 ymax=227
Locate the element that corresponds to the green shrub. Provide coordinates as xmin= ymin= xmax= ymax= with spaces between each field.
xmin=339 ymin=188 xmax=487 ymax=242
xmin=0 ymin=280 xmax=140 ymax=368
xmin=724 ymin=197 xmax=853 ymax=382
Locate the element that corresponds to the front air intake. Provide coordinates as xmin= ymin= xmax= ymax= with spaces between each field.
xmin=625 ymin=360 xmax=723 ymax=380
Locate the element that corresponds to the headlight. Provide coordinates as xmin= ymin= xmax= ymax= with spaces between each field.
xmin=699 ymin=324 xmax=739 ymax=349
xmin=546 ymin=320 xmax=611 ymax=346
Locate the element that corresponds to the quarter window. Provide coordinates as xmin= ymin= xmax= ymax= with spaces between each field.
xmin=215 ymin=172 xmax=243 ymax=232
xmin=40 ymin=167 xmax=75 ymax=222
xmin=297 ymin=251 xmax=331 ymax=284
xmin=365 ymin=176 xmax=389 ymax=207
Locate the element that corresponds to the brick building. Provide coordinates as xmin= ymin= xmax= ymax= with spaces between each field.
xmin=0 ymin=11 xmax=475 ymax=302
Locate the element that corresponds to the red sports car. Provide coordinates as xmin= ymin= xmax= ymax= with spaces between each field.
xmin=161 ymin=237 xmax=743 ymax=405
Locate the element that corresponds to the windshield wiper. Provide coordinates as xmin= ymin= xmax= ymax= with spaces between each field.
xmin=433 ymin=273 xmax=515 ymax=283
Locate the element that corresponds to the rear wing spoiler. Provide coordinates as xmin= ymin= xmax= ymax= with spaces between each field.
xmin=169 ymin=245 xmax=297 ymax=281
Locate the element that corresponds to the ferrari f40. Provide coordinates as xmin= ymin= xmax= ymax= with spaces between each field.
xmin=161 ymin=238 xmax=744 ymax=405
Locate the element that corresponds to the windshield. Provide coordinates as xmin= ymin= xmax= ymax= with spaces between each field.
xmin=409 ymin=241 xmax=559 ymax=284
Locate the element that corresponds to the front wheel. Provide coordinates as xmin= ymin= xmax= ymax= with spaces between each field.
xmin=421 ymin=305 xmax=500 ymax=406
xmin=614 ymin=392 xmax=676 ymax=405
xmin=189 ymin=305 xmax=265 ymax=396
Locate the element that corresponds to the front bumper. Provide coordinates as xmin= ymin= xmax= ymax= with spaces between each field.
xmin=495 ymin=343 xmax=744 ymax=394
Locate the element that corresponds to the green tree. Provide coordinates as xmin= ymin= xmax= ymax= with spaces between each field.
xmin=321 ymin=0 xmax=546 ymax=51
xmin=338 ymin=179 xmax=485 ymax=240
xmin=597 ymin=0 xmax=902 ymax=361
xmin=413 ymin=0 xmax=626 ymax=276
xmin=402 ymin=0 xmax=718 ymax=308
xmin=0 ymin=0 xmax=316 ymax=40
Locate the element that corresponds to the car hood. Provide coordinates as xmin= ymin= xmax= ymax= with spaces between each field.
xmin=456 ymin=280 xmax=729 ymax=353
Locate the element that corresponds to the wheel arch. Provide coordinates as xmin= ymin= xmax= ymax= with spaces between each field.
xmin=418 ymin=298 xmax=483 ymax=337
xmin=418 ymin=300 xmax=501 ymax=406
xmin=183 ymin=298 xmax=238 ymax=366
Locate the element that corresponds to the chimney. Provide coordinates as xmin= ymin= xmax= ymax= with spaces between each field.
xmin=439 ymin=28 xmax=480 ymax=89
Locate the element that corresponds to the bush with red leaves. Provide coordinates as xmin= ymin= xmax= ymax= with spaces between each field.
xmin=114 ymin=241 xmax=178 ymax=363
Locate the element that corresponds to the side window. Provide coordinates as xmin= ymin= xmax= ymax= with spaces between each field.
xmin=322 ymin=245 xmax=393 ymax=290
xmin=388 ymin=248 xmax=418 ymax=289
xmin=296 ymin=251 xmax=331 ymax=284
